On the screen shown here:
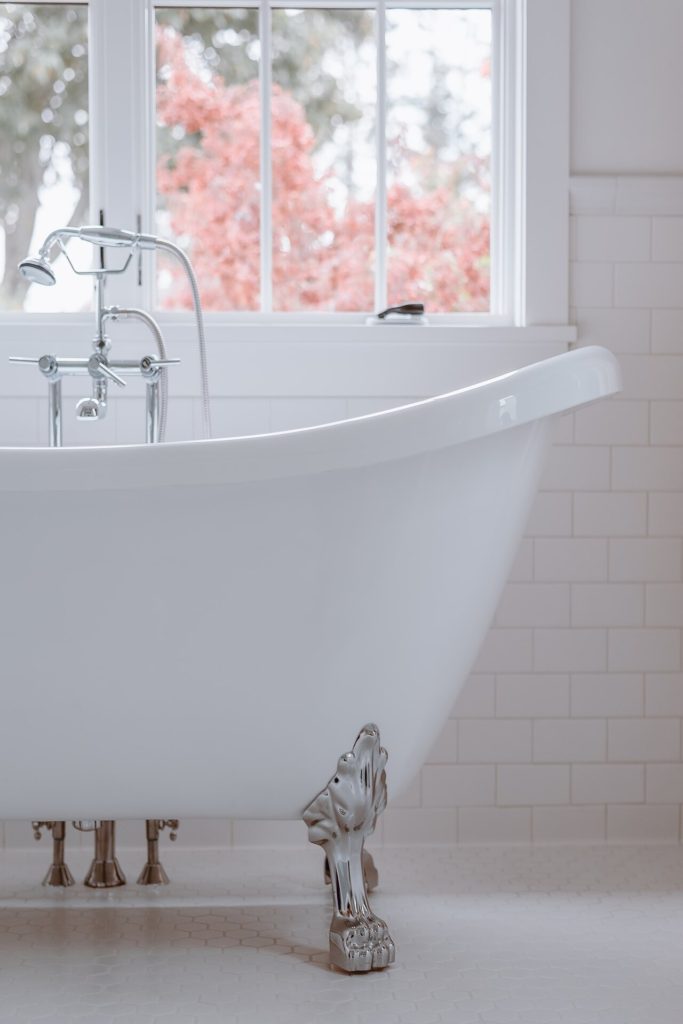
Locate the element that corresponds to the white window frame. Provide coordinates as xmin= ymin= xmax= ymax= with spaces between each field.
xmin=0 ymin=0 xmax=574 ymax=401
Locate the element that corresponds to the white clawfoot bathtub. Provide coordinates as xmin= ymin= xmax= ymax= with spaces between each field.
xmin=0 ymin=344 xmax=619 ymax=970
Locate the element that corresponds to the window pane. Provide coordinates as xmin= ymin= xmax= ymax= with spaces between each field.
xmin=271 ymin=8 xmax=375 ymax=312
xmin=386 ymin=8 xmax=491 ymax=313
xmin=0 ymin=3 xmax=89 ymax=312
xmin=155 ymin=7 xmax=260 ymax=311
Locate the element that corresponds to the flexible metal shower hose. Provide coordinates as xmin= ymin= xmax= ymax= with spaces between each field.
xmin=156 ymin=238 xmax=212 ymax=440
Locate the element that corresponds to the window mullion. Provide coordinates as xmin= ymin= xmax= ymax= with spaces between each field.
xmin=89 ymin=0 xmax=148 ymax=308
xmin=374 ymin=0 xmax=387 ymax=313
xmin=259 ymin=0 xmax=273 ymax=313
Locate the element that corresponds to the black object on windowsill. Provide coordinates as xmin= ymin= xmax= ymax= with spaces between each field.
xmin=376 ymin=303 xmax=425 ymax=319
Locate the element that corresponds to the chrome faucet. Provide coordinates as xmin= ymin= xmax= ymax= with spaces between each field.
xmin=11 ymin=269 xmax=177 ymax=446
xmin=15 ymin=223 xmax=211 ymax=439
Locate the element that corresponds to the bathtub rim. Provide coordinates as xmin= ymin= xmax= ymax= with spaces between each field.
xmin=0 ymin=345 xmax=619 ymax=491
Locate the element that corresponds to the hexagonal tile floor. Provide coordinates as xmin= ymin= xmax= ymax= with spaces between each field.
xmin=1 ymin=844 xmax=683 ymax=1023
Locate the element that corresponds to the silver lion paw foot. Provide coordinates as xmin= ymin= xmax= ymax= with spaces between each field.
xmin=330 ymin=912 xmax=395 ymax=972
xmin=303 ymin=723 xmax=395 ymax=973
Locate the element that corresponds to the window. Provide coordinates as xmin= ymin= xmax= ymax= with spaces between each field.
xmin=154 ymin=5 xmax=492 ymax=315
xmin=0 ymin=2 xmax=90 ymax=311
xmin=0 ymin=0 xmax=573 ymax=378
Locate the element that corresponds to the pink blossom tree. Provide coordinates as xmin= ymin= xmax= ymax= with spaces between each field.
xmin=156 ymin=25 xmax=490 ymax=313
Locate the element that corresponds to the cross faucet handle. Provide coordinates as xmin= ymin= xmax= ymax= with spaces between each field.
xmin=88 ymin=355 xmax=126 ymax=387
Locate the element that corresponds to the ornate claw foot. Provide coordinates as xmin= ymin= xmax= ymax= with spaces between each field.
xmin=137 ymin=819 xmax=179 ymax=885
xmin=324 ymin=849 xmax=379 ymax=893
xmin=303 ymin=723 xmax=395 ymax=973
xmin=32 ymin=821 xmax=75 ymax=888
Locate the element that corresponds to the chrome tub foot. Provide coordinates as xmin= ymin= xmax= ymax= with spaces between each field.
xmin=77 ymin=820 xmax=126 ymax=888
xmin=32 ymin=821 xmax=75 ymax=887
xmin=324 ymin=848 xmax=378 ymax=892
xmin=137 ymin=819 xmax=178 ymax=885
xmin=303 ymin=723 xmax=395 ymax=973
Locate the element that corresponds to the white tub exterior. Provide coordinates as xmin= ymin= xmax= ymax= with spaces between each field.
xmin=0 ymin=346 xmax=620 ymax=821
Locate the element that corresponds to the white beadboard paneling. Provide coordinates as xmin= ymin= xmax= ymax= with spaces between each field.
xmin=451 ymin=674 xmax=496 ymax=718
xmin=570 ymin=262 xmax=613 ymax=306
xmin=572 ymin=764 xmax=644 ymax=804
xmin=535 ymin=629 xmax=607 ymax=673
xmin=646 ymin=583 xmax=683 ymax=626
xmin=571 ymin=674 xmax=643 ymax=718
xmin=494 ymin=584 xmax=571 ymax=628
xmin=497 ymin=765 xmax=570 ymax=806
xmin=539 ymin=445 xmax=610 ymax=492
xmin=571 ymin=584 xmax=644 ymax=627
xmin=458 ymin=720 xmax=532 ymax=764
xmin=532 ymin=805 xmax=606 ymax=843
xmin=209 ymin=398 xmax=270 ymax=439
xmin=648 ymin=493 xmax=683 ymax=536
xmin=472 ymin=629 xmax=534 ymax=674
xmin=161 ymin=397 xmax=199 ymax=442
xmin=496 ymin=674 xmax=570 ymax=718
xmin=573 ymin=307 xmax=650 ymax=354
xmin=608 ymin=628 xmax=680 ymax=672
xmin=608 ymin=718 xmax=681 ymax=762
xmin=575 ymin=216 xmax=651 ymax=262
xmin=535 ymin=539 xmax=608 ymax=582
xmin=458 ymin=807 xmax=531 ymax=844
xmin=646 ymin=764 xmax=683 ymax=804
xmin=526 ymin=492 xmax=573 ymax=537
xmin=606 ymin=804 xmax=680 ymax=844
xmin=645 ymin=674 xmax=683 ymax=716
xmin=0 ymin=398 xmax=40 ymax=446
xmin=269 ymin=397 xmax=348 ymax=431
xmin=534 ymin=719 xmax=606 ymax=763
xmin=651 ymin=309 xmax=683 ymax=353
xmin=421 ymin=765 xmax=495 ymax=808
xmin=573 ymin=401 xmax=648 ymax=446
xmin=609 ymin=539 xmax=682 ymax=581
xmin=652 ymin=217 xmax=683 ymax=261
xmin=346 ymin=397 xmax=412 ymax=417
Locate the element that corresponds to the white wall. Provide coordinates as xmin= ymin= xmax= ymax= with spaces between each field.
xmin=571 ymin=0 xmax=683 ymax=174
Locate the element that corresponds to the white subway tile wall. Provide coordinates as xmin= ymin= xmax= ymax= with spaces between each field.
xmin=2 ymin=174 xmax=683 ymax=851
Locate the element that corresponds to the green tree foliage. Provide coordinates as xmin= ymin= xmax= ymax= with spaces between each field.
xmin=0 ymin=3 xmax=88 ymax=308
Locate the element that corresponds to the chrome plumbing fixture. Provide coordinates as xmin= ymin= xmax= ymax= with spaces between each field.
xmin=74 ymin=820 xmax=126 ymax=889
xmin=137 ymin=819 xmax=180 ymax=886
xmin=10 ymin=351 xmax=179 ymax=446
xmin=32 ymin=821 xmax=75 ymax=888
xmin=303 ymin=724 xmax=395 ymax=973
xmin=17 ymin=224 xmax=211 ymax=438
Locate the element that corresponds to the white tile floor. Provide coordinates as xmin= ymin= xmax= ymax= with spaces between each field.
xmin=1 ymin=844 xmax=683 ymax=1023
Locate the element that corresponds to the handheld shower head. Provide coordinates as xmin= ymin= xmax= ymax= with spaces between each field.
xmin=18 ymin=256 xmax=56 ymax=287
